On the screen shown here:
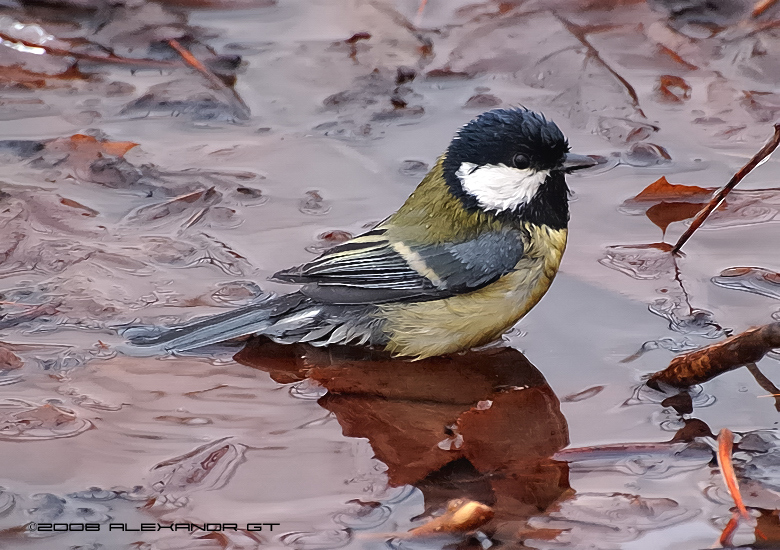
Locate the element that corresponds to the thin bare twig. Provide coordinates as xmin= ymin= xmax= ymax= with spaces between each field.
xmin=752 ymin=0 xmax=779 ymax=17
xmin=0 ymin=32 xmax=179 ymax=69
xmin=414 ymin=0 xmax=428 ymax=27
xmin=672 ymin=124 xmax=780 ymax=254
xmin=734 ymin=18 xmax=780 ymax=41
xmin=553 ymin=13 xmax=646 ymax=119
xmin=167 ymin=39 xmax=250 ymax=121
xmin=672 ymin=254 xmax=694 ymax=315
xmin=657 ymin=44 xmax=699 ymax=70
xmin=746 ymin=362 xmax=780 ymax=412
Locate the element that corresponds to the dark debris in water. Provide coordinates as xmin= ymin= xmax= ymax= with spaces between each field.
xmin=119 ymin=79 xmax=248 ymax=122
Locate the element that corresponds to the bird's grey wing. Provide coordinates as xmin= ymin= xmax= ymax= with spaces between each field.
xmin=273 ymin=229 xmax=525 ymax=304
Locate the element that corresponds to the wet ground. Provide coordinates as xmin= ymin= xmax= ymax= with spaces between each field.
xmin=1 ymin=0 xmax=780 ymax=548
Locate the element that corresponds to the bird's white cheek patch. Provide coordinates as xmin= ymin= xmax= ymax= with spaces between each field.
xmin=456 ymin=162 xmax=550 ymax=212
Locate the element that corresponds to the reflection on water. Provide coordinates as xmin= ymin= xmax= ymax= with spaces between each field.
xmin=0 ymin=338 xmax=778 ymax=549
xmin=236 ymin=340 xmax=571 ymax=545
xmin=233 ymin=339 xmax=721 ymax=547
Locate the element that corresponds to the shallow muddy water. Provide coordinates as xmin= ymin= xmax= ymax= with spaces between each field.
xmin=1 ymin=0 xmax=780 ymax=548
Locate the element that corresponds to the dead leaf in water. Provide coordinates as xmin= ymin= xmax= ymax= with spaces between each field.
xmin=712 ymin=266 xmax=780 ymax=300
xmin=51 ymin=134 xmax=139 ymax=159
xmin=622 ymin=175 xmax=780 ymax=234
xmin=0 ymin=64 xmax=90 ymax=90
xmin=0 ymin=346 xmax=22 ymax=370
xmin=59 ymin=197 xmax=99 ymax=217
xmin=632 ymin=176 xmax=711 ymax=202
xmin=0 ymin=399 xmax=92 ymax=440
xmin=619 ymin=176 xmax=748 ymax=233
xmin=655 ymin=75 xmax=692 ymax=103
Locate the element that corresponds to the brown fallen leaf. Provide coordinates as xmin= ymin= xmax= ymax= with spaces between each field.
xmin=623 ymin=177 xmax=714 ymax=233
xmin=0 ymin=346 xmax=23 ymax=370
xmin=712 ymin=267 xmax=780 ymax=303
xmin=46 ymin=134 xmax=138 ymax=159
xmin=648 ymin=322 xmax=780 ymax=388
xmin=656 ymin=75 xmax=692 ymax=103
xmin=59 ymin=197 xmax=99 ymax=217
xmin=0 ymin=64 xmax=89 ymax=90
xmin=408 ymin=499 xmax=494 ymax=537
xmin=632 ymin=176 xmax=711 ymax=202
xmin=14 ymin=403 xmax=76 ymax=428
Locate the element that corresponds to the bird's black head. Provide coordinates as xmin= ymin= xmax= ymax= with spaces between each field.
xmin=442 ymin=108 xmax=577 ymax=229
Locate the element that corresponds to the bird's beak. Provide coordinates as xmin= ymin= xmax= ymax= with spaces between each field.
xmin=561 ymin=153 xmax=599 ymax=173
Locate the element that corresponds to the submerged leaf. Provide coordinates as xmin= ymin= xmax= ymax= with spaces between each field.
xmin=712 ymin=266 xmax=780 ymax=300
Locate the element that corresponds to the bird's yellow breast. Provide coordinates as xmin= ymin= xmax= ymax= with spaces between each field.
xmin=378 ymin=223 xmax=568 ymax=359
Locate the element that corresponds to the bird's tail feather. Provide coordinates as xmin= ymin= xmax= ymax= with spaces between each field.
xmin=123 ymin=293 xmax=310 ymax=353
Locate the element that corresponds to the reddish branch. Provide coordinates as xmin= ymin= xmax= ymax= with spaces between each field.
xmin=718 ymin=429 xmax=750 ymax=519
xmin=0 ymin=32 xmax=179 ymax=69
xmin=746 ymin=363 xmax=780 ymax=411
xmin=717 ymin=429 xmax=752 ymax=546
xmin=752 ymin=0 xmax=779 ymax=17
xmin=554 ymin=13 xmax=646 ymax=119
xmin=672 ymin=124 xmax=780 ymax=254
xmin=648 ymin=323 xmax=780 ymax=388
xmin=415 ymin=0 xmax=428 ymax=26
xmin=167 ymin=39 xmax=250 ymax=120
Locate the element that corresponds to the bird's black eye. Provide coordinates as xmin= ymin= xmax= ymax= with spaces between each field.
xmin=512 ymin=153 xmax=530 ymax=170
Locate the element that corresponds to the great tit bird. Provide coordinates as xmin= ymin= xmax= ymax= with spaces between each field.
xmin=127 ymin=108 xmax=596 ymax=359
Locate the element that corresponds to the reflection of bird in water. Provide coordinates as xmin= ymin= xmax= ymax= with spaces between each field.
xmin=238 ymin=340 xmax=741 ymax=547
xmin=127 ymin=108 xmax=595 ymax=359
xmin=235 ymin=339 xmax=571 ymax=544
